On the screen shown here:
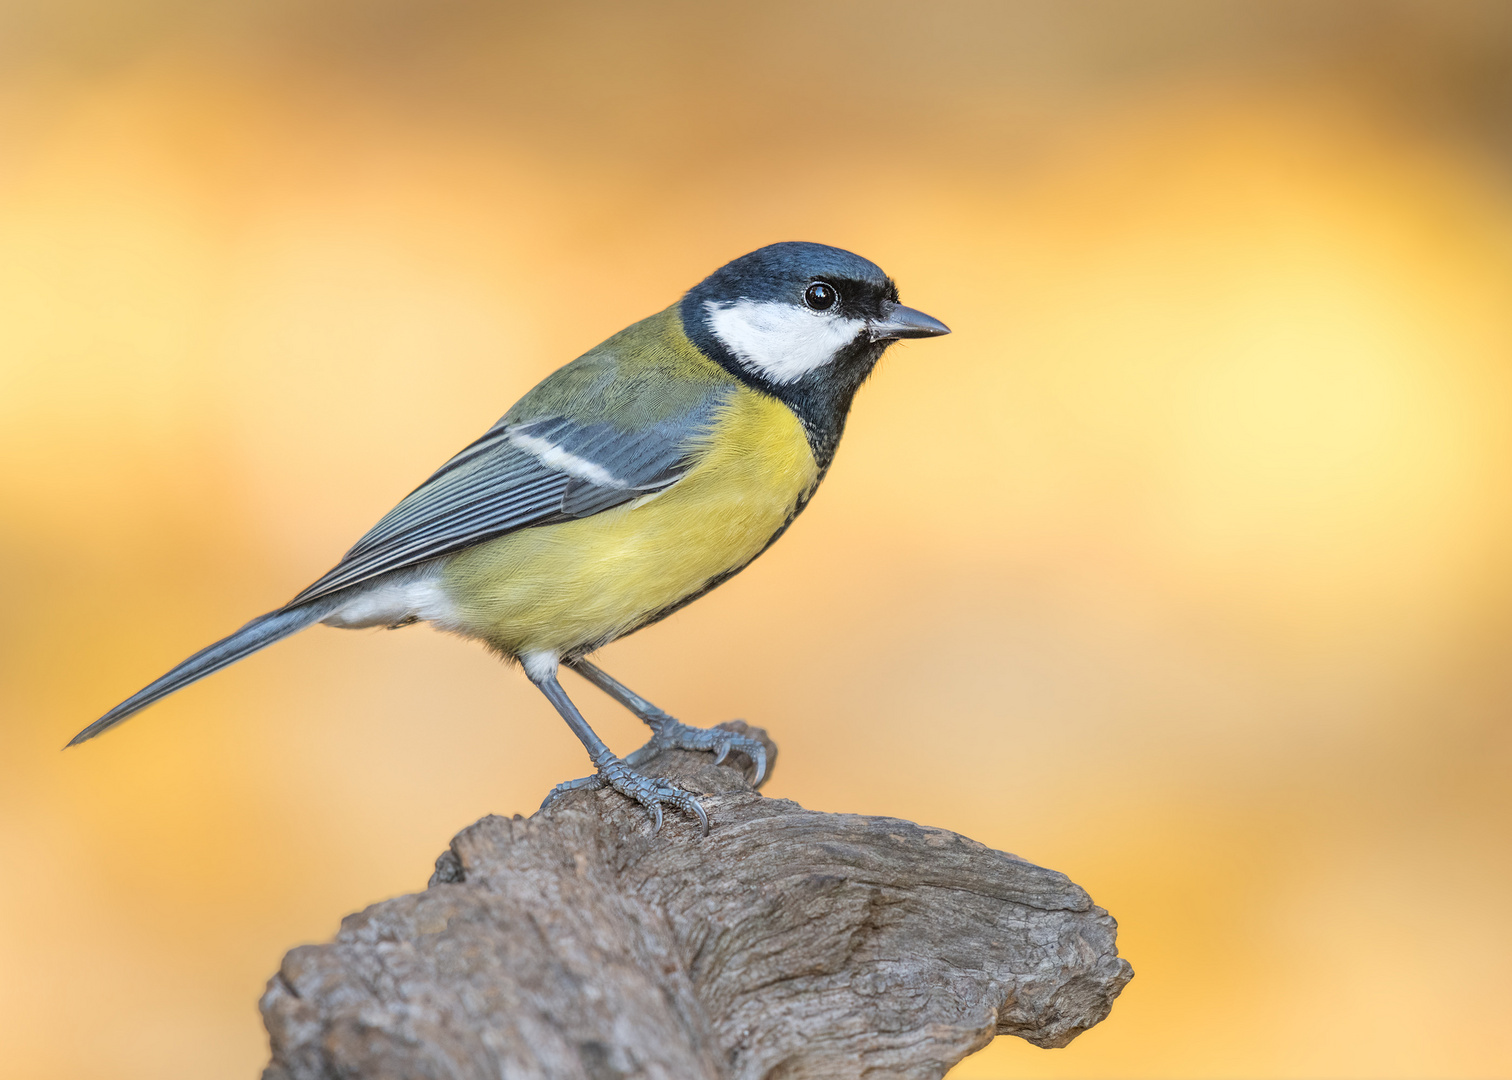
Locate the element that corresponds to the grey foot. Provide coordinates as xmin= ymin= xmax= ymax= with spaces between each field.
xmin=624 ymin=720 xmax=768 ymax=786
xmin=540 ymin=758 xmax=709 ymax=835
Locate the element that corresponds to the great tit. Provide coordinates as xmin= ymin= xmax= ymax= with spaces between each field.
xmin=70 ymin=241 xmax=950 ymax=832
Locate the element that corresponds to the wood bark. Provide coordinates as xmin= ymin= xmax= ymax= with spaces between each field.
xmin=261 ymin=723 xmax=1132 ymax=1079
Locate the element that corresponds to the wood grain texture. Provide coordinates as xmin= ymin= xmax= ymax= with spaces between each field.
xmin=261 ymin=723 xmax=1132 ymax=1079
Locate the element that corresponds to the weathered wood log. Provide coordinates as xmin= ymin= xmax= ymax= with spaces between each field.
xmin=261 ymin=723 xmax=1132 ymax=1080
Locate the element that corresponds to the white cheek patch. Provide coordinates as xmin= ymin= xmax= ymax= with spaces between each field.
xmin=704 ymin=299 xmax=865 ymax=384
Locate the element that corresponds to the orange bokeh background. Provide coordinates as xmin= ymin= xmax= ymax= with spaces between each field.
xmin=3 ymin=3 xmax=1512 ymax=1077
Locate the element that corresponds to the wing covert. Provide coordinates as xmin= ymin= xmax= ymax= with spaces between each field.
xmin=286 ymin=392 xmax=724 ymax=606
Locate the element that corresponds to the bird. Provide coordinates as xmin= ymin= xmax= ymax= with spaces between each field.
xmin=69 ymin=241 xmax=950 ymax=832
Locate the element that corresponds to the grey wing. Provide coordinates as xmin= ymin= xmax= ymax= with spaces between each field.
xmin=286 ymin=399 xmax=721 ymax=607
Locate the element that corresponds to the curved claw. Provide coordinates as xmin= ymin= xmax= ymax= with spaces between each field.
xmin=545 ymin=757 xmax=709 ymax=836
xmin=639 ymin=785 xmax=708 ymax=836
xmin=745 ymin=742 xmax=768 ymax=787
xmin=687 ymin=796 xmax=710 ymax=835
xmin=626 ymin=721 xmax=768 ymax=788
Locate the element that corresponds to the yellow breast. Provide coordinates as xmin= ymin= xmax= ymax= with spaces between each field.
xmin=439 ymin=387 xmax=819 ymax=657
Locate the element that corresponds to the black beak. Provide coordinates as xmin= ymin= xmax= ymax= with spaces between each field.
xmin=868 ymin=304 xmax=951 ymax=342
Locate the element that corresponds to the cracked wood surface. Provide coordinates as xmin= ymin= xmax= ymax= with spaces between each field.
xmin=261 ymin=723 xmax=1132 ymax=1079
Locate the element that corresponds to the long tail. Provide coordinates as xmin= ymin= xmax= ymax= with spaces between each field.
xmin=67 ymin=600 xmax=335 ymax=747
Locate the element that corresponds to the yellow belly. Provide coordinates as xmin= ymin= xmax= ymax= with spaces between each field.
xmin=439 ymin=387 xmax=819 ymax=657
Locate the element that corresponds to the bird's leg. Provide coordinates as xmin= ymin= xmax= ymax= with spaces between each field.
xmin=525 ymin=652 xmax=708 ymax=835
xmin=564 ymin=657 xmax=767 ymax=787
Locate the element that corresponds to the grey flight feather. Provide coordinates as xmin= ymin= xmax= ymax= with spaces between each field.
xmin=69 ymin=392 xmax=727 ymax=746
xmin=286 ymin=394 xmax=725 ymax=606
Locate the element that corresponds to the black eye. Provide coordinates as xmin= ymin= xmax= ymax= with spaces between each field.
xmin=804 ymin=281 xmax=837 ymax=311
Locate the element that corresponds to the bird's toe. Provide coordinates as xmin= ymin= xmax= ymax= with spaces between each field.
xmin=626 ymin=720 xmax=768 ymax=787
xmin=539 ymin=772 xmax=606 ymax=810
xmin=599 ymin=759 xmax=709 ymax=836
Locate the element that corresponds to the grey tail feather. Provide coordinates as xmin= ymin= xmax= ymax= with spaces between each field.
xmin=66 ymin=600 xmax=336 ymax=747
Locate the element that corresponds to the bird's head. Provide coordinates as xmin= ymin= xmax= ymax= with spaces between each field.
xmin=680 ymin=241 xmax=949 ymax=465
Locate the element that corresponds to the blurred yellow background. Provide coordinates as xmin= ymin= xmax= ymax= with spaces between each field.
xmin=4 ymin=2 xmax=1512 ymax=1077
